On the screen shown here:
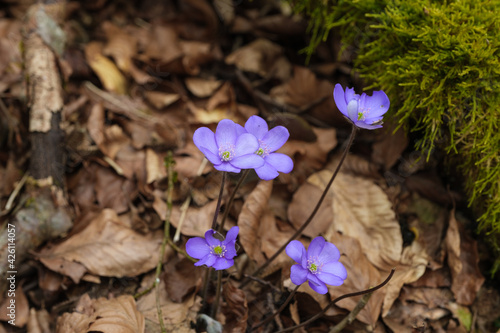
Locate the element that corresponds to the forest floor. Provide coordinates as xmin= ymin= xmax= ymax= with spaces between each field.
xmin=0 ymin=1 xmax=499 ymax=332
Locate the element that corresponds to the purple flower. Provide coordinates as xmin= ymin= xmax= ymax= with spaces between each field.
xmin=193 ymin=119 xmax=264 ymax=173
xmin=286 ymin=236 xmax=347 ymax=294
xmin=333 ymin=83 xmax=390 ymax=130
xmin=186 ymin=226 xmax=239 ymax=270
xmin=244 ymin=115 xmax=293 ymax=180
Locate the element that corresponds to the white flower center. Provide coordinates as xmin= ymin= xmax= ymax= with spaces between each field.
xmin=211 ymin=245 xmax=226 ymax=257
xmin=255 ymin=140 xmax=271 ymax=157
xmin=219 ymin=144 xmax=235 ymax=161
xmin=307 ymin=256 xmax=323 ymax=275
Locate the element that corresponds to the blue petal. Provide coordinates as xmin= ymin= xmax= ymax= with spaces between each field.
xmin=318 ymin=242 xmax=340 ymax=263
xmin=195 ymin=254 xmax=216 ymax=267
xmin=193 ymin=127 xmax=217 ymax=154
xmin=333 ymin=84 xmax=347 ymax=116
xmin=261 ymin=126 xmax=289 ymax=152
xmin=322 ymin=262 xmax=347 ymax=280
xmin=205 ymin=229 xmax=220 ymax=247
xmin=344 ymin=87 xmax=358 ymax=103
xmin=317 ymin=272 xmax=345 ymax=286
xmin=255 ymin=162 xmax=279 ymax=180
xmin=215 ymin=119 xmax=237 ymax=147
xmin=231 ymin=154 xmax=265 ymax=169
xmin=186 ymin=237 xmax=210 ymax=259
xmin=307 ymin=236 xmax=325 ymax=259
xmin=200 ymin=147 xmax=222 ymax=166
xmin=347 ymin=100 xmax=359 ymax=122
xmin=234 ymin=133 xmax=259 ymax=156
xmin=224 ymin=226 xmax=239 ymax=243
xmin=265 ymin=153 xmax=293 ymax=173
xmin=286 ymin=240 xmax=306 ymax=264
xmin=224 ymin=240 xmax=237 ymax=259
xmin=307 ymin=279 xmax=328 ymax=294
xmin=361 ymin=90 xmax=390 ymax=118
xmin=213 ymin=258 xmax=234 ymax=270
xmin=235 ymin=123 xmax=246 ymax=136
xmin=354 ymin=121 xmax=382 ymax=130
xmin=244 ymin=115 xmax=269 ymax=140
xmin=214 ymin=162 xmax=241 ymax=173
xmin=290 ymin=264 xmax=308 ymax=285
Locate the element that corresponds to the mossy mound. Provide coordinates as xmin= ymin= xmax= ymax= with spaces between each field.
xmin=292 ymin=0 xmax=500 ymax=272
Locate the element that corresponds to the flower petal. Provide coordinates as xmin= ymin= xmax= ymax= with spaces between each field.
xmin=195 ymin=254 xmax=216 ymax=267
xmin=244 ymin=115 xmax=269 ymax=140
xmin=215 ymin=119 xmax=237 ymax=147
xmin=231 ymin=154 xmax=265 ymax=169
xmin=286 ymin=240 xmax=306 ymax=264
xmin=200 ymin=147 xmax=222 ymax=166
xmin=214 ymin=162 xmax=241 ymax=173
xmin=322 ymin=262 xmax=348 ymax=280
xmin=333 ymin=84 xmax=347 ymax=116
xmin=224 ymin=240 xmax=237 ymax=259
xmin=213 ymin=258 xmax=234 ymax=270
xmin=255 ymin=162 xmax=279 ymax=180
xmin=308 ymin=281 xmax=328 ymax=294
xmin=186 ymin=237 xmax=210 ymax=259
xmin=205 ymin=229 xmax=220 ymax=247
xmin=265 ymin=153 xmax=293 ymax=173
xmin=290 ymin=264 xmax=308 ymax=285
xmin=224 ymin=226 xmax=239 ymax=243
xmin=261 ymin=126 xmax=289 ymax=152
xmin=347 ymin=99 xmax=359 ymax=122
xmin=234 ymin=133 xmax=259 ymax=156
xmin=353 ymin=121 xmax=382 ymax=130
xmin=235 ymin=123 xmax=246 ymax=136
xmin=193 ymin=127 xmax=217 ymax=153
xmin=307 ymin=236 xmax=325 ymax=259
xmin=318 ymin=242 xmax=340 ymax=263
xmin=361 ymin=90 xmax=390 ymax=118
xmin=317 ymin=272 xmax=345 ymax=286
xmin=344 ymin=87 xmax=358 ymax=103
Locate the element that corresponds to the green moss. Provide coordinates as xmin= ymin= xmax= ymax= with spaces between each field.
xmin=291 ymin=0 xmax=500 ymax=273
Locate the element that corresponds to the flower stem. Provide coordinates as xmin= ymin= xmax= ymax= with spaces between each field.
xmin=251 ymin=285 xmax=300 ymax=330
xmin=211 ymin=171 xmax=226 ymax=230
xmin=211 ymin=270 xmax=223 ymax=319
xmin=275 ymin=268 xmax=395 ymax=332
xmin=328 ymin=292 xmax=372 ymax=333
xmin=241 ymin=125 xmax=357 ymax=287
xmin=218 ymin=169 xmax=249 ymax=233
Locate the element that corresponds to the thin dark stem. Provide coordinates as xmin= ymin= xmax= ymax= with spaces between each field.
xmin=201 ymin=267 xmax=212 ymax=312
xmin=252 ymin=285 xmax=300 ymax=330
xmin=218 ymin=169 xmax=249 ymax=233
xmin=275 ymin=268 xmax=396 ymax=333
xmin=329 ymin=292 xmax=372 ymax=333
xmin=241 ymin=125 xmax=357 ymax=287
xmin=211 ymin=171 xmax=226 ymax=230
xmin=211 ymin=270 xmax=223 ymax=318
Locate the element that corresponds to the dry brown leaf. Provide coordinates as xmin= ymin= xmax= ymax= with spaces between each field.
xmin=163 ymin=258 xmax=204 ymax=303
xmin=371 ymin=120 xmax=408 ymax=170
xmin=38 ymin=209 xmax=166 ymax=280
xmin=141 ymin=25 xmax=183 ymax=64
xmin=225 ymin=38 xmax=284 ymax=77
xmin=290 ymin=169 xmax=402 ymax=271
xmin=0 ymin=281 xmax=28 ymax=327
xmin=144 ymin=91 xmax=180 ymax=109
xmin=445 ymin=210 xmax=485 ymax=305
xmin=27 ymin=308 xmax=51 ymax=333
xmin=56 ymin=295 xmax=144 ymax=333
xmin=322 ymin=232 xmax=385 ymax=326
xmin=222 ymin=281 xmax=248 ymax=333
xmin=85 ymin=41 xmax=127 ymax=94
xmin=94 ymin=165 xmax=136 ymax=213
xmin=170 ymin=200 xmax=217 ymax=237
xmin=185 ymin=77 xmax=222 ymax=98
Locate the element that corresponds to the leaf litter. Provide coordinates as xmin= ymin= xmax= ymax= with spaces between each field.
xmin=0 ymin=1 xmax=497 ymax=332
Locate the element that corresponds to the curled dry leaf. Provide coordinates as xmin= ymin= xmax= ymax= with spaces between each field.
xmin=38 ymin=209 xmax=166 ymax=281
xmin=445 ymin=210 xmax=484 ymax=305
xmin=169 ymin=200 xmax=217 ymax=237
xmin=225 ymin=38 xmax=284 ymax=77
xmin=85 ymin=41 xmax=127 ymax=94
xmin=222 ymin=281 xmax=248 ymax=333
xmin=185 ymin=77 xmax=222 ymax=98
xmin=56 ymin=295 xmax=144 ymax=333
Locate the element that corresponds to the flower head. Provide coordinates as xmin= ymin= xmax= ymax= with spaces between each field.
xmin=333 ymin=83 xmax=390 ymax=130
xmin=186 ymin=226 xmax=239 ymax=270
xmin=286 ymin=236 xmax=347 ymax=294
xmin=193 ymin=119 xmax=264 ymax=173
xmin=244 ymin=115 xmax=294 ymax=180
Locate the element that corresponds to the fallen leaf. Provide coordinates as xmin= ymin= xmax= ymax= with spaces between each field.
xmin=170 ymin=200 xmax=217 ymax=237
xmin=445 ymin=210 xmax=485 ymax=305
xmin=144 ymin=91 xmax=180 ymax=109
xmin=85 ymin=41 xmax=127 ymax=94
xmin=371 ymin=120 xmax=408 ymax=170
xmin=185 ymin=77 xmax=222 ymax=98
xmin=56 ymin=294 xmax=144 ymax=333
xmin=38 ymin=209 xmax=167 ymax=280
xmin=163 ymin=257 xmax=204 ymax=303
xmin=222 ymin=281 xmax=248 ymax=333
xmin=225 ymin=38 xmax=284 ymax=77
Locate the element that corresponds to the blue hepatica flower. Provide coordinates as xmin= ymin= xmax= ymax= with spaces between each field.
xmin=333 ymin=83 xmax=390 ymax=130
xmin=244 ymin=115 xmax=293 ymax=180
xmin=186 ymin=226 xmax=239 ymax=270
xmin=193 ymin=119 xmax=264 ymax=173
xmin=286 ymin=236 xmax=347 ymax=294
